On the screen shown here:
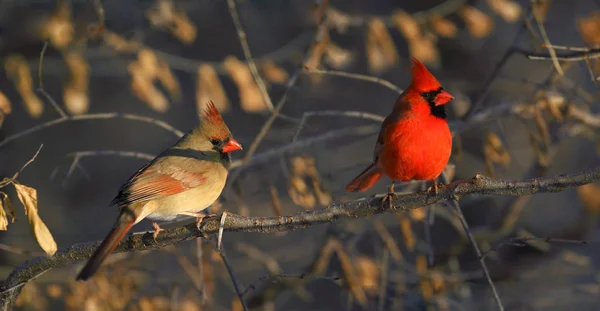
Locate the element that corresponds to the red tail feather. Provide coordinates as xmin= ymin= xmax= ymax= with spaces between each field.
xmin=76 ymin=218 xmax=135 ymax=281
xmin=345 ymin=164 xmax=383 ymax=192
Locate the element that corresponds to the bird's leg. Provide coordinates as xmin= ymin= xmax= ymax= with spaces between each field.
xmin=195 ymin=212 xmax=217 ymax=229
xmin=152 ymin=221 xmax=164 ymax=241
xmin=381 ymin=181 xmax=397 ymax=209
xmin=426 ymin=179 xmax=439 ymax=198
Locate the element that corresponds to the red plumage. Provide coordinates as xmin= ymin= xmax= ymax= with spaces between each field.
xmin=346 ymin=58 xmax=453 ymax=192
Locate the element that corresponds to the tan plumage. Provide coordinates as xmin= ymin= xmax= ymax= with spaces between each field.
xmin=76 ymin=101 xmax=242 ymax=281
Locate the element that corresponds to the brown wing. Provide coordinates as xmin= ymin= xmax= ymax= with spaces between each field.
xmin=110 ymin=161 xmax=207 ymax=207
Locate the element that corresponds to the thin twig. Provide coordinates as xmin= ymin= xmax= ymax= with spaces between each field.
xmin=531 ymin=0 xmax=564 ymax=75
xmin=305 ymin=68 xmax=403 ymax=94
xmin=226 ymin=0 xmax=274 ymax=111
xmin=292 ymin=110 xmax=385 ymax=142
xmin=448 ymin=200 xmax=504 ymax=310
xmin=15 ymin=144 xmax=43 ymax=179
xmin=0 ymin=112 xmax=184 ymax=148
xmin=37 ymin=40 xmax=68 ymax=118
xmin=216 ymin=247 xmax=248 ymax=311
xmin=481 ymin=236 xmax=600 ymax=260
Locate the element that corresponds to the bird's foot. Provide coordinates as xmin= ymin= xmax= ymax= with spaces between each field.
xmin=381 ymin=192 xmax=397 ymax=209
xmin=152 ymin=222 xmax=165 ymax=241
xmin=195 ymin=212 xmax=217 ymax=240
xmin=381 ymin=181 xmax=397 ymax=209
xmin=195 ymin=212 xmax=218 ymax=229
xmin=425 ymin=179 xmax=439 ymax=202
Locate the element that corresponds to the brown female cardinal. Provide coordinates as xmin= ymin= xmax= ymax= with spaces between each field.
xmin=345 ymin=58 xmax=453 ymax=201
xmin=76 ymin=101 xmax=242 ymax=281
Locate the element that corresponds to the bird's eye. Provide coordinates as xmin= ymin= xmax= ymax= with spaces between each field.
xmin=211 ymin=139 xmax=220 ymax=146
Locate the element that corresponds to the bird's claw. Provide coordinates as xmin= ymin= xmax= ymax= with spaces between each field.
xmin=152 ymin=222 xmax=165 ymax=242
xmin=196 ymin=213 xmax=217 ymax=240
xmin=381 ymin=192 xmax=397 ymax=209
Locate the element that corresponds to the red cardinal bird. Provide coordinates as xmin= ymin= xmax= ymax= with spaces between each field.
xmin=76 ymin=101 xmax=242 ymax=281
xmin=345 ymin=58 xmax=453 ymax=201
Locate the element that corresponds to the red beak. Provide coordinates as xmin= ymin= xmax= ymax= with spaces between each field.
xmin=221 ymin=137 xmax=243 ymax=153
xmin=434 ymin=90 xmax=454 ymax=106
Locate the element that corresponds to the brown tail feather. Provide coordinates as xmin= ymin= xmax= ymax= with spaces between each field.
xmin=76 ymin=217 xmax=135 ymax=281
xmin=345 ymin=163 xmax=383 ymax=192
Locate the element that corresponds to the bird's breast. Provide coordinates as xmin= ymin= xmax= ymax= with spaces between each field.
xmin=378 ymin=116 xmax=452 ymax=182
xmin=142 ymin=166 xmax=228 ymax=222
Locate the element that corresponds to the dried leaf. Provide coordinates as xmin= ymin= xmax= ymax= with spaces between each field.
xmin=429 ymin=13 xmax=457 ymax=38
xmin=355 ymin=256 xmax=379 ymax=293
xmin=197 ymin=64 xmax=229 ymax=113
xmin=260 ymin=61 xmax=289 ymax=84
xmin=336 ymin=244 xmax=367 ymax=307
xmin=46 ymin=284 xmax=63 ymax=298
xmin=430 ymin=270 xmax=445 ymax=293
xmin=0 ymin=196 xmax=8 ymax=230
xmin=0 ymin=91 xmax=12 ymax=115
xmin=324 ymin=42 xmax=354 ymax=69
xmin=460 ymin=5 xmax=494 ymax=39
xmin=396 ymin=213 xmax=416 ymax=250
xmin=103 ymin=31 xmax=141 ymax=52
xmin=0 ymin=90 xmax=11 ymax=128
xmin=367 ymin=18 xmax=399 ymax=73
xmin=304 ymin=36 xmax=329 ymax=71
xmin=416 ymin=255 xmax=433 ymax=301
xmin=232 ymin=299 xmax=243 ymax=311
xmin=63 ymin=51 xmax=90 ymax=114
xmin=409 ymin=208 xmax=426 ymax=222
xmin=408 ymin=34 xmax=439 ymax=65
xmin=560 ymin=250 xmax=591 ymax=267
xmin=129 ymin=62 xmax=169 ymax=112
xmin=577 ymin=12 xmax=600 ymax=47
xmin=577 ymin=183 xmax=600 ymax=215
xmin=484 ymin=132 xmax=511 ymax=169
xmin=43 ymin=0 xmax=74 ymax=49
xmin=4 ymin=55 xmax=44 ymax=118
xmin=223 ymin=56 xmax=267 ymax=112
xmin=156 ymin=60 xmax=181 ymax=102
xmin=137 ymin=49 xmax=159 ymax=79
xmin=326 ymin=7 xmax=352 ymax=33
xmin=2 ymin=194 xmax=15 ymax=223
xmin=63 ymin=86 xmax=89 ymax=115
xmin=392 ymin=10 xmax=420 ymax=40
xmin=488 ymin=0 xmax=522 ymax=23
xmin=13 ymin=183 xmax=57 ymax=255
xmin=170 ymin=11 xmax=197 ymax=44
xmin=146 ymin=0 xmax=196 ymax=44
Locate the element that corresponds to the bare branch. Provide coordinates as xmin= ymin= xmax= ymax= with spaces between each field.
xmin=1 ymin=166 xmax=599 ymax=308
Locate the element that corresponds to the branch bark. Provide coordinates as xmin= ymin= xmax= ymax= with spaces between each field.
xmin=1 ymin=166 xmax=599 ymax=308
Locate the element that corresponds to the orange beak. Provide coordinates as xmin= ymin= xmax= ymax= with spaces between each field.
xmin=222 ymin=137 xmax=243 ymax=153
xmin=434 ymin=90 xmax=454 ymax=106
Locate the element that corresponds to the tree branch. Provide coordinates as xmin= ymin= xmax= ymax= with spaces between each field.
xmin=1 ymin=166 xmax=599 ymax=308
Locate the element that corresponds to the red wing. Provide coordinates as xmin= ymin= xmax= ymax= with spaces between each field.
xmin=110 ymin=164 xmax=207 ymax=207
xmin=373 ymin=115 xmax=394 ymax=162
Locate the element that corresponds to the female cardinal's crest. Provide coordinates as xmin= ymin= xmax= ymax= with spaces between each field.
xmin=202 ymin=101 xmax=225 ymax=126
xmin=409 ymin=57 xmax=442 ymax=92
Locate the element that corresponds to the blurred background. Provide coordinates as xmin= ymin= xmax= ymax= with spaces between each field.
xmin=1 ymin=0 xmax=600 ymax=310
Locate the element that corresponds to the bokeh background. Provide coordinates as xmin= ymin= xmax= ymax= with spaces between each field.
xmin=1 ymin=0 xmax=600 ymax=310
